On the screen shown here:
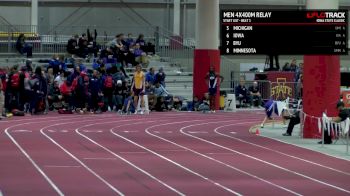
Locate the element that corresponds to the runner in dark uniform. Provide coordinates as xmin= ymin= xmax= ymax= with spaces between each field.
xmin=205 ymin=66 xmax=224 ymax=113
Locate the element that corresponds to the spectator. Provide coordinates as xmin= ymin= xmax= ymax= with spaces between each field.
xmin=145 ymin=81 xmax=156 ymax=110
xmin=54 ymin=71 xmax=65 ymax=88
xmin=248 ymin=81 xmax=262 ymax=107
xmin=126 ymin=33 xmax=134 ymax=48
xmin=134 ymin=43 xmax=149 ymax=67
xmin=48 ymin=80 xmax=63 ymax=111
xmin=282 ymin=62 xmax=290 ymax=71
xmin=154 ymin=96 xmax=167 ymax=112
xmin=296 ymin=74 xmax=303 ymax=99
xmin=114 ymin=80 xmax=127 ymax=111
xmin=30 ymin=66 xmax=47 ymax=114
xmin=6 ymin=65 xmax=21 ymax=112
xmin=16 ymin=34 xmax=32 ymax=58
xmin=136 ymin=34 xmax=146 ymax=47
xmin=187 ymin=96 xmax=200 ymax=112
xmin=67 ymin=35 xmax=79 ymax=56
xmin=103 ymin=69 xmax=115 ymax=111
xmin=76 ymin=72 xmax=90 ymax=113
xmin=155 ymin=67 xmax=166 ymax=87
xmin=146 ymin=67 xmax=156 ymax=85
xmin=235 ymin=79 xmax=250 ymax=107
xmin=154 ymin=82 xmax=170 ymax=97
xmin=75 ymin=59 xmax=87 ymax=72
xmin=100 ymin=47 xmax=117 ymax=64
xmin=89 ymin=70 xmax=102 ymax=113
xmin=198 ymin=93 xmax=210 ymax=113
xmin=122 ymin=92 xmax=135 ymax=114
xmin=290 ymin=58 xmax=297 ymax=72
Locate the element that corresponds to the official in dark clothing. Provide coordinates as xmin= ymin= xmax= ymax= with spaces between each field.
xmin=319 ymin=101 xmax=350 ymax=144
xmin=282 ymin=111 xmax=300 ymax=136
xmin=235 ymin=79 xmax=250 ymax=107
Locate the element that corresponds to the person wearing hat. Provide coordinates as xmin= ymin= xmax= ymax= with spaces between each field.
xmin=319 ymin=101 xmax=349 ymax=144
xmin=114 ymin=79 xmax=127 ymax=112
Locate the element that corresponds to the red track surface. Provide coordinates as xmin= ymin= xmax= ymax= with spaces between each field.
xmin=0 ymin=111 xmax=350 ymax=196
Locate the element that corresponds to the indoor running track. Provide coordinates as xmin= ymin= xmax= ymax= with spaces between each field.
xmin=0 ymin=111 xmax=350 ymax=196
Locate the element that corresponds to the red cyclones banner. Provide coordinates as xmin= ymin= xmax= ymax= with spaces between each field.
xmin=267 ymin=72 xmax=295 ymax=100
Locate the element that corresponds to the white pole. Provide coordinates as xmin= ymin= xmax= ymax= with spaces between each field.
xmin=173 ymin=0 xmax=181 ymax=35
xmin=31 ymin=0 xmax=38 ymax=32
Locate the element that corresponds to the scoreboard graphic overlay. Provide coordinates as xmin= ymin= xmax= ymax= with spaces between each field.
xmin=221 ymin=10 xmax=348 ymax=55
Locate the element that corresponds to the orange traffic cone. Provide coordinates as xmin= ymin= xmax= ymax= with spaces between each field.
xmin=255 ymin=129 xmax=260 ymax=136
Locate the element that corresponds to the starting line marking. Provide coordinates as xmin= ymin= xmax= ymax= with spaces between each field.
xmin=188 ymin=131 xmax=208 ymax=134
xmin=207 ymin=152 xmax=234 ymax=155
xmin=122 ymin=131 xmax=139 ymax=133
xmin=153 ymin=131 xmax=173 ymax=134
xmin=12 ymin=130 xmax=32 ymax=133
xmin=119 ymin=152 xmax=148 ymax=154
xmin=44 ymin=165 xmax=81 ymax=168
xmin=83 ymin=130 xmax=103 ymax=133
xmin=230 ymin=132 xmax=237 ymax=134
xmin=83 ymin=158 xmax=118 ymax=160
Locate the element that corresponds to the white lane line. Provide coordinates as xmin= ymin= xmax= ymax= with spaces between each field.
xmin=76 ymin=120 xmax=185 ymax=196
xmin=182 ymin=123 xmax=350 ymax=194
xmin=230 ymin=132 xmax=237 ymax=134
xmin=146 ymin=120 xmax=301 ymax=196
xmin=47 ymin=130 xmax=56 ymax=133
xmin=11 ymin=130 xmax=32 ymax=133
xmin=215 ymin=124 xmax=350 ymax=176
xmin=44 ymin=165 xmax=81 ymax=168
xmin=40 ymin=119 xmax=125 ymax=196
xmin=112 ymin=120 xmax=243 ymax=196
xmin=60 ymin=130 xmax=69 ymax=133
xmin=5 ymin=129 xmax=64 ymax=196
xmin=0 ymin=189 xmax=3 ymax=196
xmin=2 ymin=115 xmax=118 ymax=196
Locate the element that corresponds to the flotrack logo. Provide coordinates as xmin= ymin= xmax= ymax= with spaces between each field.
xmin=306 ymin=11 xmax=326 ymax=19
xmin=306 ymin=11 xmax=346 ymax=19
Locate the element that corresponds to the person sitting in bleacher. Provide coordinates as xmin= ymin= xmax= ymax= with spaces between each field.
xmin=134 ymin=43 xmax=149 ymax=67
xmin=100 ymin=47 xmax=117 ymax=65
xmin=146 ymin=67 xmax=156 ymax=85
xmin=78 ymin=34 xmax=89 ymax=58
xmin=155 ymin=67 xmax=166 ymax=87
xmin=235 ymin=79 xmax=250 ymax=108
xmin=248 ymin=81 xmax=262 ymax=107
xmin=16 ymin=34 xmax=32 ymax=58
xmin=67 ymin=35 xmax=79 ymax=56
xmin=126 ymin=33 xmax=134 ymax=48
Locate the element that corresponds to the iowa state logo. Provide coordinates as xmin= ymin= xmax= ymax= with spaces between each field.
xmin=271 ymin=78 xmax=293 ymax=99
